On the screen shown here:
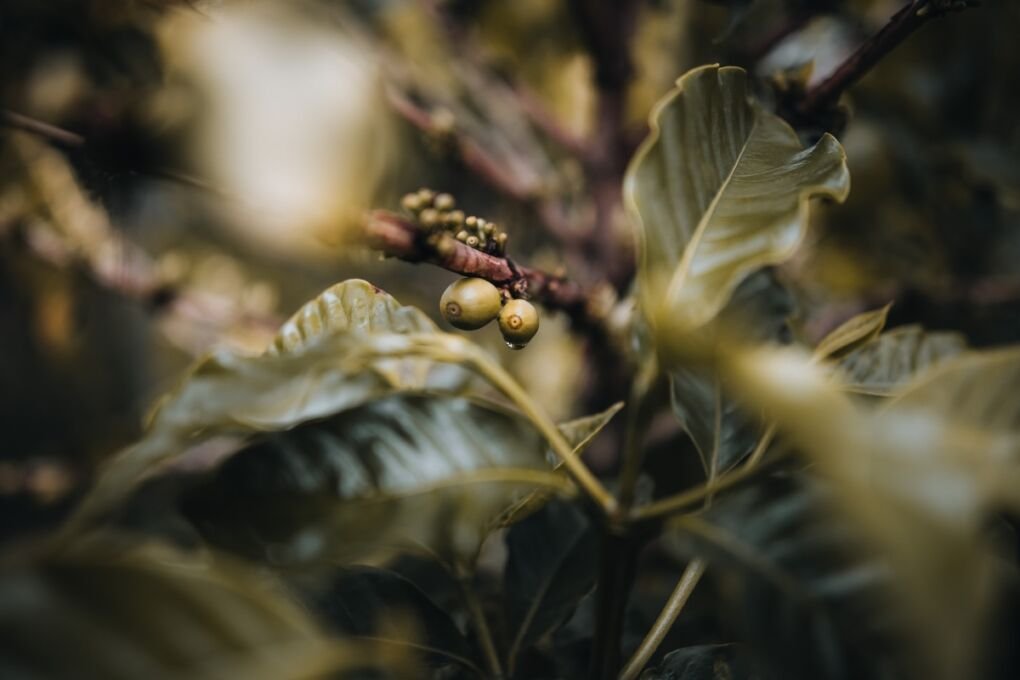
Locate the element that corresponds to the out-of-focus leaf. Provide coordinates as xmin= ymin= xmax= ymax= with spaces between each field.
xmin=312 ymin=566 xmax=481 ymax=677
xmin=498 ymin=401 xmax=624 ymax=527
xmin=0 ymin=540 xmax=374 ymax=679
xmin=504 ymin=500 xmax=597 ymax=673
xmin=669 ymin=271 xmax=792 ymax=477
xmin=813 ymin=304 xmax=891 ymax=361
xmin=640 ymin=642 xmax=778 ymax=680
xmin=722 ymin=344 xmax=1014 ymax=680
xmin=182 ymin=394 xmax=570 ymax=565
xmin=836 ymin=325 xmax=967 ymax=395
xmin=666 ymin=477 xmax=902 ymax=680
xmin=625 ymin=64 xmax=849 ymax=333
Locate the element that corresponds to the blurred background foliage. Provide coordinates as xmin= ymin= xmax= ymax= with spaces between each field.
xmin=2 ymin=0 xmax=1020 ymax=677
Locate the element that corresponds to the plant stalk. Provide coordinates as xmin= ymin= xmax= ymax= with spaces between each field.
xmin=619 ymin=559 xmax=706 ymax=680
xmin=590 ymin=527 xmax=640 ymax=680
xmin=457 ymin=571 xmax=504 ymax=679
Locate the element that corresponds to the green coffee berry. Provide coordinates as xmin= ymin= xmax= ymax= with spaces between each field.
xmin=455 ymin=230 xmax=469 ymax=242
xmin=465 ymin=235 xmax=480 ymax=248
xmin=465 ymin=216 xmax=478 ymax=228
xmin=499 ymin=299 xmax=539 ymax=348
xmin=440 ymin=278 xmax=501 ymax=330
xmin=416 ymin=188 xmax=435 ymax=205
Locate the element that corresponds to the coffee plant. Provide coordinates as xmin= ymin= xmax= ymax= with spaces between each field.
xmin=2 ymin=1 xmax=1018 ymax=679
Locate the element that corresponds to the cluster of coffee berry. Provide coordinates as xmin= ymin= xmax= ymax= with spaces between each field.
xmin=401 ymin=189 xmax=509 ymax=256
xmin=440 ymin=278 xmax=539 ymax=349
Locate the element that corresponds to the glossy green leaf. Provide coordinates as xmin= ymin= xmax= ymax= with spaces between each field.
xmin=666 ymin=477 xmax=901 ymax=680
xmin=182 ymin=394 xmax=570 ymax=565
xmin=266 ymin=279 xmax=437 ymax=356
xmin=625 ymin=64 xmax=850 ymax=332
xmin=836 ymin=325 xmax=967 ymax=395
xmin=70 ymin=281 xmax=491 ymax=533
xmin=312 ymin=566 xmax=481 ymax=677
xmin=642 ymin=643 xmax=778 ymax=680
xmin=504 ymin=500 xmax=597 ymax=673
xmin=813 ymin=304 xmax=892 ymax=361
xmin=0 ymin=540 xmax=371 ymax=679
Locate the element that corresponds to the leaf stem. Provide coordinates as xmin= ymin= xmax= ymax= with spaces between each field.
xmin=619 ymin=559 xmax=706 ymax=680
xmin=457 ymin=570 xmax=504 ymax=679
xmin=616 ymin=358 xmax=659 ymax=510
xmin=461 ymin=342 xmax=619 ymax=518
xmin=630 ymin=454 xmax=775 ymax=523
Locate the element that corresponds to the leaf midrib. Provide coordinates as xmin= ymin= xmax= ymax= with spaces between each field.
xmin=664 ymin=115 xmax=760 ymax=311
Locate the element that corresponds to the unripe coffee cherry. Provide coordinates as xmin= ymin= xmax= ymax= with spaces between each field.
xmin=440 ymin=278 xmax=501 ymax=330
xmin=499 ymin=299 xmax=539 ymax=348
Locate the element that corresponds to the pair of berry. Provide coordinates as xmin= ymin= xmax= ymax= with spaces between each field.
xmin=440 ymin=278 xmax=539 ymax=349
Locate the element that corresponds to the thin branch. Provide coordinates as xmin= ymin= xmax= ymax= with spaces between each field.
xmin=364 ymin=210 xmax=604 ymax=330
xmin=459 ymin=339 xmax=619 ymax=518
xmin=619 ymin=559 xmax=707 ymax=680
xmin=510 ymin=84 xmax=592 ymax=161
xmin=2 ymin=110 xmax=86 ymax=148
xmin=1 ymin=110 xmax=234 ymax=197
xmin=629 ymin=453 xmax=782 ymax=524
xmin=796 ymin=0 xmax=980 ymax=120
xmin=385 ymin=87 xmax=585 ymax=241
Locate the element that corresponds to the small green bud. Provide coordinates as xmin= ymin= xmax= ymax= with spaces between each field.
xmin=434 ymin=193 xmax=455 ymax=211
xmin=401 ymin=193 xmax=423 ymax=212
xmin=419 ymin=208 xmax=441 ymax=229
xmin=445 ymin=210 xmax=465 ymax=227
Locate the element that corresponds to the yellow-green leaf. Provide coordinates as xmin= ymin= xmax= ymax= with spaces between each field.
xmin=267 ymin=279 xmax=436 ymax=356
xmin=625 ymin=64 xmax=850 ymax=333
xmin=813 ymin=304 xmax=892 ymax=361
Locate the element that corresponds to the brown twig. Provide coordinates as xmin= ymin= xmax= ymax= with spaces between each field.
xmin=2 ymin=110 xmax=86 ymax=148
xmin=796 ymin=0 xmax=979 ymax=121
xmin=364 ymin=210 xmax=603 ymax=329
xmin=385 ymin=88 xmax=583 ymax=247
xmin=510 ymin=84 xmax=592 ymax=161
